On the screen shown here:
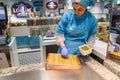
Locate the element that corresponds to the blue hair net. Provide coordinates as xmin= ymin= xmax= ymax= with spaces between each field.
xmin=71 ymin=0 xmax=97 ymax=8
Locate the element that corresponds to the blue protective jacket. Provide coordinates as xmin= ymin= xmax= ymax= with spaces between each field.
xmin=56 ymin=10 xmax=98 ymax=56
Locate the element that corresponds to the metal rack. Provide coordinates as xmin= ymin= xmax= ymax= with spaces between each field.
xmin=8 ymin=35 xmax=44 ymax=66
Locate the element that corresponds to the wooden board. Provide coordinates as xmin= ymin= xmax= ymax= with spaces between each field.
xmin=46 ymin=53 xmax=82 ymax=70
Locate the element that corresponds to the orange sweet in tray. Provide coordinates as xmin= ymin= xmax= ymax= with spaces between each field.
xmin=46 ymin=53 xmax=82 ymax=70
xmin=110 ymin=50 xmax=120 ymax=57
xmin=110 ymin=50 xmax=120 ymax=60
xmin=46 ymin=53 xmax=81 ymax=65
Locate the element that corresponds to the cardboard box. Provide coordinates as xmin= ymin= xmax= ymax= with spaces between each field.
xmin=0 ymin=53 xmax=9 ymax=69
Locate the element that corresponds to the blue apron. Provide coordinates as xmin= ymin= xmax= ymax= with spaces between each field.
xmin=58 ymin=16 xmax=89 ymax=56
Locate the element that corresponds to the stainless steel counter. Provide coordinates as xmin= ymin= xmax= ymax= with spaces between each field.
xmin=0 ymin=64 xmax=103 ymax=80
xmin=0 ymin=58 xmax=120 ymax=80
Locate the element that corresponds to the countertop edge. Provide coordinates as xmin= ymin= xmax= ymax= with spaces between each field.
xmin=86 ymin=57 xmax=120 ymax=80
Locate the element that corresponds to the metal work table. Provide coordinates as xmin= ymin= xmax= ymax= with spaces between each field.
xmin=0 ymin=64 xmax=104 ymax=80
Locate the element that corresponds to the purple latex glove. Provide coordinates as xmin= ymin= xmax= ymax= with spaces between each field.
xmin=61 ymin=46 xmax=69 ymax=58
xmin=46 ymin=30 xmax=55 ymax=37
xmin=110 ymin=41 xmax=120 ymax=52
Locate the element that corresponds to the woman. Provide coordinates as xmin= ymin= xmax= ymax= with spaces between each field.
xmin=56 ymin=0 xmax=98 ymax=58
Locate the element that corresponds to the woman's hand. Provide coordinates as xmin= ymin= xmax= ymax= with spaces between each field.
xmin=61 ymin=46 xmax=69 ymax=58
xmin=110 ymin=41 xmax=120 ymax=52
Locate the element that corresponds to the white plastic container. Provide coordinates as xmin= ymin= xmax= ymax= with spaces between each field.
xmin=79 ymin=44 xmax=92 ymax=56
